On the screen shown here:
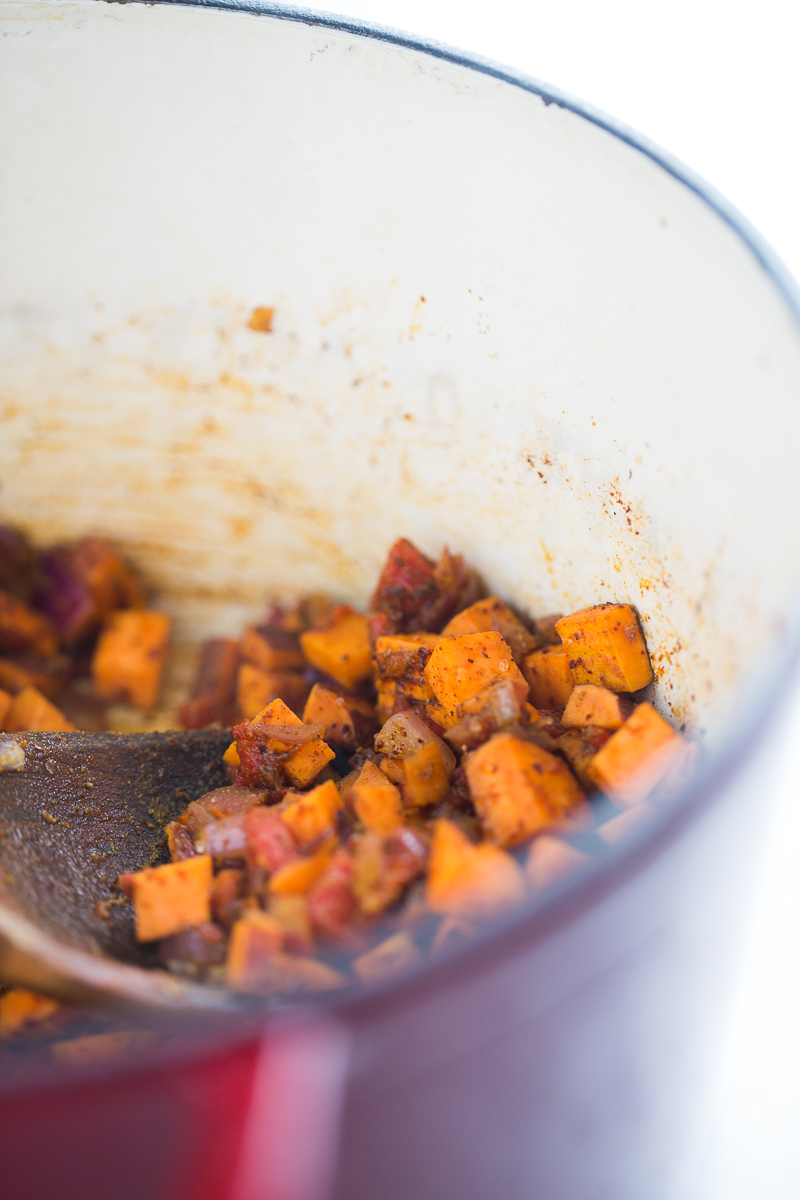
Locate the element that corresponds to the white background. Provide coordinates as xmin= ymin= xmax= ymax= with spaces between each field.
xmin=300 ymin=2 xmax=800 ymax=1196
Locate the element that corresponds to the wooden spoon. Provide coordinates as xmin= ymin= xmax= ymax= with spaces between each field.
xmin=0 ymin=729 xmax=249 ymax=1012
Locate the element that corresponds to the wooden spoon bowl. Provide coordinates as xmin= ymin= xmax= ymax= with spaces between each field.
xmin=0 ymin=729 xmax=249 ymax=1013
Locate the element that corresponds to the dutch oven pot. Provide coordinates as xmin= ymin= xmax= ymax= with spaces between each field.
xmin=1 ymin=2 xmax=800 ymax=1198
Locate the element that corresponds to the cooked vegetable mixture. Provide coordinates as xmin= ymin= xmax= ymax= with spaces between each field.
xmin=0 ymin=531 xmax=695 ymax=996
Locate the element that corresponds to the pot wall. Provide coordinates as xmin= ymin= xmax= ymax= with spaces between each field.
xmin=2 ymin=1 xmax=800 ymax=746
xmin=1 ymin=3 xmax=800 ymax=1198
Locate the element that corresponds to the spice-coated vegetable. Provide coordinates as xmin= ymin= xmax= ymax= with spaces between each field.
xmin=0 ymin=526 xmax=695 ymax=997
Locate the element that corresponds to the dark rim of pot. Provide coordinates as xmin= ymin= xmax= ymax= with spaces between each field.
xmin=9 ymin=0 xmax=800 ymax=1074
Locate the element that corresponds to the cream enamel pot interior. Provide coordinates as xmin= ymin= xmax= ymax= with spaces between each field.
xmin=2 ymin=2 xmax=800 ymax=1199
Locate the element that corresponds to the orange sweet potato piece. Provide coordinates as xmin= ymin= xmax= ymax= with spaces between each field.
xmin=227 ymin=909 xmax=284 ymax=993
xmin=442 ymin=597 xmax=535 ymax=663
xmin=562 ymin=684 xmax=633 ymax=729
xmin=132 ymin=854 xmax=213 ymax=941
xmin=351 ymin=760 xmax=404 ymax=836
xmin=465 ymin=732 xmax=587 ymax=846
xmin=236 ymin=662 xmax=309 ymax=720
xmin=268 ymin=841 xmax=336 ymax=895
xmin=353 ymin=930 xmax=421 ymax=983
xmin=0 ymin=987 xmax=60 ymax=1035
xmin=423 ymin=631 xmax=528 ymax=725
xmin=92 ymin=610 xmax=170 ymax=709
xmin=375 ymin=678 xmax=397 ymax=723
xmin=526 ymin=835 xmax=591 ymax=892
xmin=587 ymin=702 xmax=688 ymax=805
xmin=373 ymin=633 xmax=441 ymax=678
xmin=280 ymin=779 xmax=342 ymax=846
xmin=521 ymin=645 xmax=575 ymax=709
xmin=555 ymin=603 xmax=653 ymax=692
xmin=240 ymin=625 xmax=306 ymax=671
xmin=267 ymin=893 xmax=314 ymax=954
xmin=251 ymin=697 xmax=335 ymax=788
xmin=0 ymin=589 xmax=57 ymax=657
xmin=398 ymin=740 xmax=450 ymax=808
xmin=0 ymin=687 xmax=12 ymax=728
xmin=426 ymin=819 xmax=526 ymax=918
xmin=4 ymin=686 xmax=76 ymax=732
xmin=302 ymin=683 xmax=377 ymax=751
xmin=300 ymin=606 xmax=372 ymax=689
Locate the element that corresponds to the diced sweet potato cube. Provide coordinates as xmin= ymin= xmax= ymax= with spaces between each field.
xmin=426 ymin=819 xmax=526 ymax=918
xmin=373 ymin=633 xmax=441 ymax=678
xmin=442 ymin=597 xmax=535 ymax=663
xmin=0 ymin=686 xmax=12 ymax=728
xmin=132 ymin=854 xmax=213 ymax=941
xmin=282 ymin=738 xmax=335 ymax=788
xmin=423 ymin=631 xmax=528 ymax=725
xmin=269 ymin=842 xmax=336 ymax=895
xmin=587 ymin=702 xmax=688 ymax=805
xmin=4 ymin=686 xmax=76 ymax=732
xmin=465 ymin=732 xmax=587 ymax=847
xmin=399 ymin=740 xmax=450 ymax=808
xmin=352 ymin=826 xmax=428 ymax=916
xmin=92 ymin=610 xmax=170 ymax=709
xmin=375 ymin=678 xmax=397 ymax=723
xmin=0 ymin=589 xmax=57 ymax=657
xmin=521 ymin=645 xmax=575 ymax=709
xmin=597 ymin=801 xmax=656 ymax=844
xmin=555 ymin=603 xmax=653 ymax=693
xmin=236 ymin=662 xmax=309 ymax=720
xmin=562 ymin=684 xmax=633 ymax=729
xmin=227 ymin=910 xmax=284 ymax=993
xmin=240 ymin=625 xmax=305 ymax=671
xmin=351 ymin=761 xmax=404 ymax=836
xmin=353 ymin=930 xmax=421 ymax=983
xmin=280 ymin=779 xmax=342 ymax=846
xmin=526 ymin=835 xmax=591 ymax=892
xmin=302 ymin=683 xmax=377 ymax=751
xmin=0 ymin=987 xmax=60 ymax=1035
xmin=300 ymin=607 xmax=372 ymax=689
xmin=249 ymin=697 xmax=335 ymax=788
xmin=223 ymin=741 xmax=240 ymax=768
xmin=267 ymin=893 xmax=314 ymax=954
